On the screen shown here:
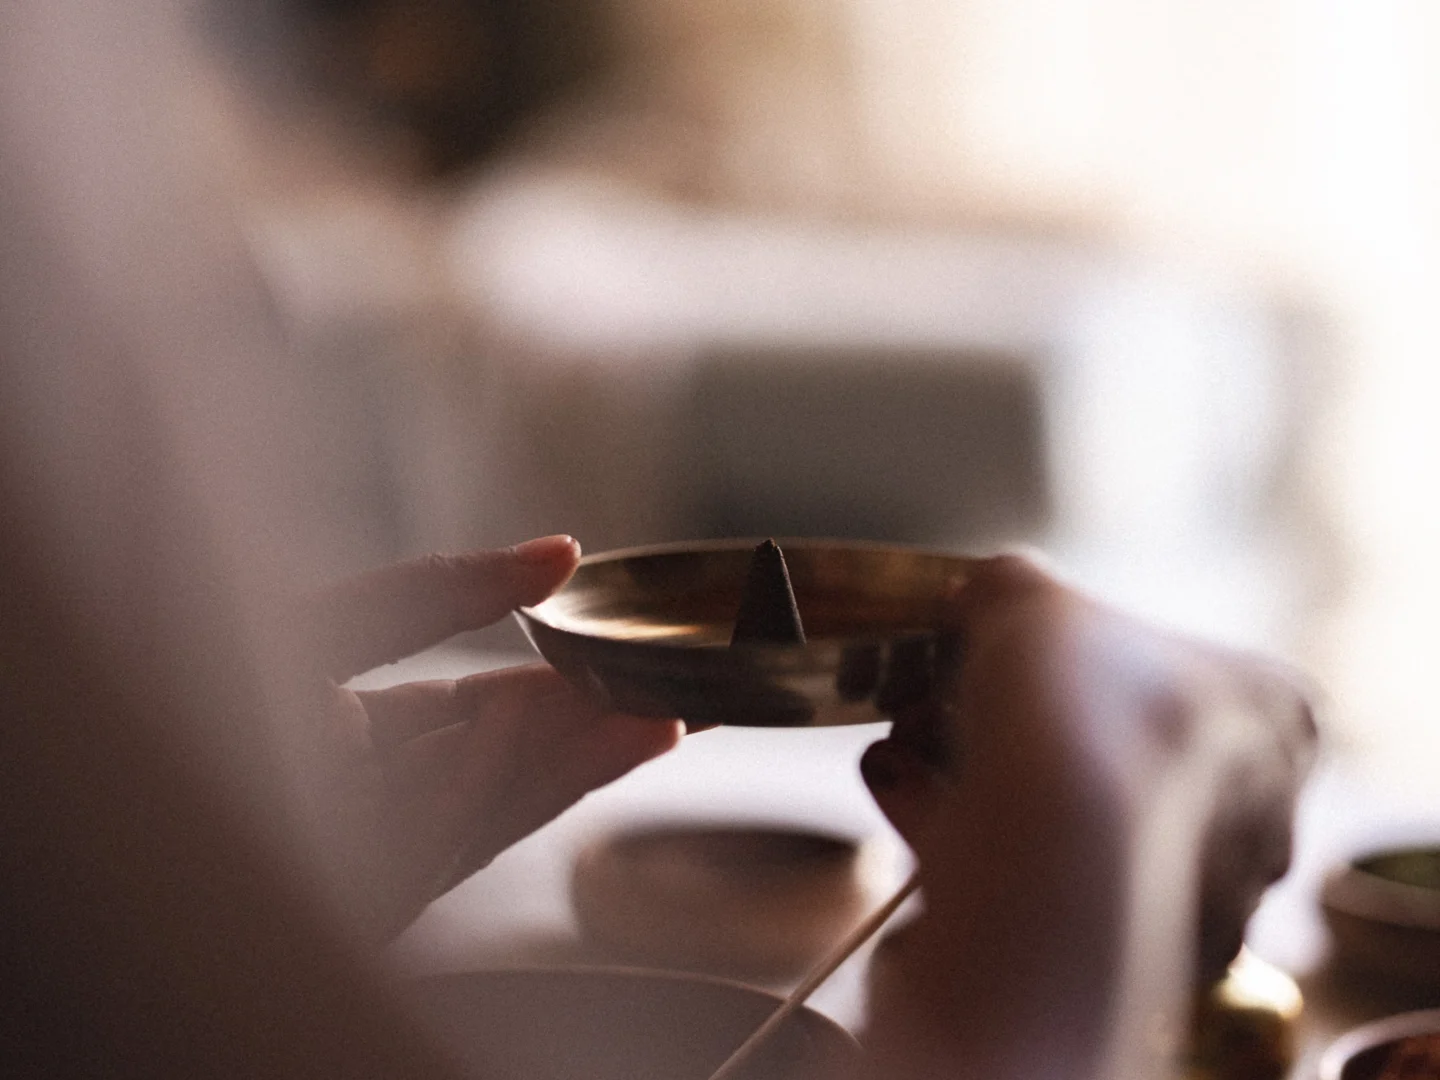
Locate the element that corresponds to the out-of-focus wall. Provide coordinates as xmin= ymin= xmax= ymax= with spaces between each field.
xmin=204 ymin=1 xmax=1440 ymax=788
xmin=430 ymin=171 xmax=1313 ymax=653
xmin=832 ymin=0 xmax=1440 ymax=791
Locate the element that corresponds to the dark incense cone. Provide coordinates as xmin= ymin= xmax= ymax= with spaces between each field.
xmin=730 ymin=539 xmax=806 ymax=645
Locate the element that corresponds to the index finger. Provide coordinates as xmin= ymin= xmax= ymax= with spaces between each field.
xmin=311 ymin=536 xmax=581 ymax=681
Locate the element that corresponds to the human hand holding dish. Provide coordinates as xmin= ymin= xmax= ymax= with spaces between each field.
xmin=299 ymin=536 xmax=683 ymax=937
xmin=860 ymin=555 xmax=1317 ymax=1080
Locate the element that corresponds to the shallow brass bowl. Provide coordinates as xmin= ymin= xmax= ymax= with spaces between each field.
xmin=516 ymin=538 xmax=977 ymax=727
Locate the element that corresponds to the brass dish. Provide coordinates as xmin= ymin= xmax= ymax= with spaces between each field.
xmin=516 ymin=539 xmax=977 ymax=727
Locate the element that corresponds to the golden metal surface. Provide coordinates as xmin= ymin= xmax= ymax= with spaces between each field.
xmin=516 ymin=539 xmax=978 ymax=727
xmin=1185 ymin=949 xmax=1304 ymax=1080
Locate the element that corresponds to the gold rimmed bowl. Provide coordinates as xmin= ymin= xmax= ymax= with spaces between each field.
xmin=516 ymin=539 xmax=977 ymax=728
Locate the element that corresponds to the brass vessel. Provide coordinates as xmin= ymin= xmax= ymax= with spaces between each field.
xmin=517 ymin=539 xmax=978 ymax=727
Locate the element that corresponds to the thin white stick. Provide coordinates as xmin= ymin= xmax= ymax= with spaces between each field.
xmin=705 ymin=871 xmax=921 ymax=1080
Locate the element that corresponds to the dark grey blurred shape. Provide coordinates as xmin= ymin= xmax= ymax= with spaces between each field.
xmin=411 ymin=968 xmax=859 ymax=1080
xmin=686 ymin=347 xmax=1049 ymax=547
xmin=570 ymin=825 xmax=872 ymax=981
xmin=207 ymin=0 xmax=613 ymax=175
xmin=731 ymin=539 xmax=807 ymax=645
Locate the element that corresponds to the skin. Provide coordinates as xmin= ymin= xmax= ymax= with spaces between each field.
xmin=858 ymin=556 xmax=1317 ymax=1080
xmin=293 ymin=534 xmax=685 ymax=937
xmin=0 ymin=523 xmax=681 ymax=1077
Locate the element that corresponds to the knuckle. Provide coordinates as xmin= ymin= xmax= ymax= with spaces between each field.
xmin=1146 ymin=685 xmax=1200 ymax=753
xmin=419 ymin=552 xmax=462 ymax=580
xmin=1293 ymin=697 xmax=1320 ymax=748
xmin=951 ymin=552 xmax=1055 ymax=616
xmin=976 ymin=552 xmax=1048 ymax=587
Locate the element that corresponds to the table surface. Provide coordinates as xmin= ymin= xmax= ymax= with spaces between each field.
xmin=366 ymin=642 xmax=1440 ymax=1078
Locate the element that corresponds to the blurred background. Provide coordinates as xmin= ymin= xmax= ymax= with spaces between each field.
xmin=198 ymin=0 xmax=1436 ymax=780
xmin=178 ymin=0 xmax=1437 ymax=1042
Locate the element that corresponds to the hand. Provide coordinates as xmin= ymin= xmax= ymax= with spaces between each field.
xmin=859 ymin=556 xmax=1316 ymax=1080
xmin=294 ymin=536 xmax=682 ymax=939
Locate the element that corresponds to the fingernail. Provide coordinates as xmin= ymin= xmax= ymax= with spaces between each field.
xmin=512 ymin=535 xmax=580 ymax=564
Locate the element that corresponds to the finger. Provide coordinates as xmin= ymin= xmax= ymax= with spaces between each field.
xmin=942 ymin=553 xmax=1058 ymax=628
xmin=919 ymin=553 xmax=1060 ymax=703
xmin=382 ymin=719 xmax=471 ymax=795
xmin=1241 ymin=662 xmax=1321 ymax=772
xmin=525 ymin=710 xmax=685 ymax=803
xmin=434 ymin=710 xmax=683 ymax=891
xmin=313 ymin=535 xmax=580 ymax=680
xmin=358 ymin=664 xmax=575 ymax=749
xmin=376 ymin=678 xmax=682 ymax=909
xmin=860 ymin=736 xmax=943 ymax=846
xmin=368 ymin=665 xmax=680 ymax=796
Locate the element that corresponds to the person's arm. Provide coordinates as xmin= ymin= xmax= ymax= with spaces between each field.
xmin=859 ymin=556 xmax=1316 ymax=1080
